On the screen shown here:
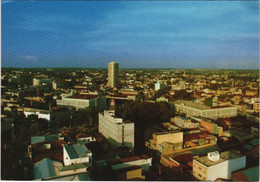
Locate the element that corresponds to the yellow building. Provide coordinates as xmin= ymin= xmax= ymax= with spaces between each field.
xmin=152 ymin=131 xmax=183 ymax=150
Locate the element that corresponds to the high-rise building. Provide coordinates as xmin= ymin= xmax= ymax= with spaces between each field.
xmin=108 ymin=62 xmax=119 ymax=88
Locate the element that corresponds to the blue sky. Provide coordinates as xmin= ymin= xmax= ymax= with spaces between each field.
xmin=2 ymin=1 xmax=259 ymax=69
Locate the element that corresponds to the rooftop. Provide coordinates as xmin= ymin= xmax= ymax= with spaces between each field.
xmin=109 ymin=155 xmax=150 ymax=165
xmin=174 ymin=100 xmax=234 ymax=110
xmin=194 ymin=150 xmax=244 ymax=167
xmin=64 ymin=144 xmax=89 ymax=159
xmin=67 ymin=94 xmax=99 ymax=100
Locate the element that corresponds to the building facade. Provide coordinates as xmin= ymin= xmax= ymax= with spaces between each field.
xmin=98 ymin=110 xmax=134 ymax=150
xmin=108 ymin=62 xmax=119 ymax=88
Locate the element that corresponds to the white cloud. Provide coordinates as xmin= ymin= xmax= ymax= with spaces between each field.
xmin=22 ymin=55 xmax=39 ymax=62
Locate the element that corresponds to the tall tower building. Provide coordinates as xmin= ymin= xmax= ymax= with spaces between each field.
xmin=108 ymin=61 xmax=119 ymax=88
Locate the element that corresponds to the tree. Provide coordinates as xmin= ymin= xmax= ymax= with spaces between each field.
xmin=115 ymin=101 xmax=175 ymax=154
xmin=204 ymin=97 xmax=213 ymax=107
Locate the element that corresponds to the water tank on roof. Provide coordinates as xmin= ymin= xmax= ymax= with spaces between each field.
xmin=207 ymin=151 xmax=220 ymax=162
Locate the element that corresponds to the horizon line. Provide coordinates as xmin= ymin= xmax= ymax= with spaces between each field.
xmin=2 ymin=67 xmax=259 ymax=71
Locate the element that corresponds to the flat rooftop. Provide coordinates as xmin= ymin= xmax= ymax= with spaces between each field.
xmin=174 ymin=100 xmax=210 ymax=110
xmin=174 ymin=100 xmax=233 ymax=110
xmin=67 ymin=94 xmax=99 ymax=100
xmin=194 ymin=151 xmax=244 ymax=167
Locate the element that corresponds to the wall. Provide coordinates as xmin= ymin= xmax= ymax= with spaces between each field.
xmin=98 ymin=111 xmax=134 ymax=150
xmin=153 ymin=132 xmax=183 ymax=150
xmin=194 ymin=156 xmax=246 ymax=181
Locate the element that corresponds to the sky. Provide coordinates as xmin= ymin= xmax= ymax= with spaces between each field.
xmin=2 ymin=1 xmax=259 ymax=69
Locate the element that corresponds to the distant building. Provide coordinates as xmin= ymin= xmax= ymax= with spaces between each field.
xmin=23 ymin=107 xmax=71 ymax=124
xmin=57 ymin=94 xmax=106 ymax=110
xmin=155 ymin=80 xmax=167 ymax=91
xmin=33 ymin=77 xmax=51 ymax=86
xmin=253 ymin=101 xmax=259 ymax=113
xmin=193 ymin=151 xmax=246 ymax=181
xmin=245 ymin=89 xmax=258 ymax=97
xmin=108 ymin=62 xmax=119 ymax=88
xmin=63 ymin=144 xmax=92 ymax=167
xmin=191 ymin=116 xmax=223 ymax=136
xmin=98 ymin=110 xmax=134 ymax=150
xmin=52 ymin=81 xmax=65 ymax=90
xmin=174 ymin=100 xmax=237 ymax=119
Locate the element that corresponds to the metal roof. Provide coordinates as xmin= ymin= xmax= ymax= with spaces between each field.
xmin=64 ymin=145 xmax=79 ymax=159
xmin=243 ymin=166 xmax=259 ymax=181
xmin=64 ymin=144 xmax=88 ymax=159
xmin=73 ymin=144 xmax=88 ymax=158
xmin=34 ymin=158 xmax=62 ymax=180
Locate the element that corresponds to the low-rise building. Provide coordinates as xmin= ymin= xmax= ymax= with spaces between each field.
xmin=193 ymin=151 xmax=246 ymax=181
xmin=155 ymin=80 xmax=167 ymax=91
xmin=33 ymin=158 xmax=91 ymax=181
xmin=152 ymin=131 xmax=183 ymax=151
xmin=115 ymin=166 xmax=145 ymax=181
xmin=191 ymin=116 xmax=223 ymax=136
xmin=109 ymin=155 xmax=152 ymax=173
xmin=57 ymin=94 xmax=106 ymax=110
xmin=171 ymin=116 xmax=199 ymax=129
xmin=98 ymin=110 xmax=134 ymax=150
xmin=63 ymin=144 xmax=92 ymax=167
xmin=174 ymin=100 xmax=237 ymax=119
xmin=23 ymin=107 xmax=71 ymax=124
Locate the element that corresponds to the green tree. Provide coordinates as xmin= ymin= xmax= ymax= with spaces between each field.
xmin=204 ymin=97 xmax=213 ymax=107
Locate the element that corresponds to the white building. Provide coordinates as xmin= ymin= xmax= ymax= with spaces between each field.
xmin=33 ymin=77 xmax=52 ymax=86
xmin=63 ymin=144 xmax=92 ymax=167
xmin=77 ymin=136 xmax=96 ymax=145
xmin=155 ymin=80 xmax=167 ymax=91
xmin=57 ymin=94 xmax=106 ymax=110
xmin=99 ymin=110 xmax=134 ymax=150
xmin=108 ymin=61 xmax=119 ymax=88
xmin=23 ymin=107 xmax=71 ymax=124
xmin=174 ymin=100 xmax=237 ymax=119
xmin=193 ymin=151 xmax=246 ymax=181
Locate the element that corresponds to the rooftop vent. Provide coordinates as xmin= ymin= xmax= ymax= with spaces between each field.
xmin=207 ymin=151 xmax=220 ymax=162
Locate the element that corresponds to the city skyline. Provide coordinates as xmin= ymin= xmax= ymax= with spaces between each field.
xmin=2 ymin=1 xmax=259 ymax=69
